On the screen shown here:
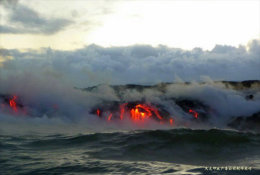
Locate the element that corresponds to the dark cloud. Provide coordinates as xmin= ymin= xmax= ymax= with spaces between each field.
xmin=0 ymin=25 xmax=20 ymax=34
xmin=0 ymin=3 xmax=73 ymax=35
xmin=0 ymin=0 xmax=19 ymax=7
xmin=0 ymin=39 xmax=259 ymax=87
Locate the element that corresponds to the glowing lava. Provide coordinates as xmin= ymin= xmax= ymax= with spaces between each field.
xmin=9 ymin=95 xmax=18 ymax=112
xmin=95 ymin=102 xmax=174 ymax=125
xmin=107 ymin=113 xmax=113 ymax=121
xmin=120 ymin=103 xmax=128 ymax=120
xmin=120 ymin=103 xmax=174 ymax=125
xmin=96 ymin=109 xmax=100 ymax=117
xmin=189 ymin=109 xmax=198 ymax=119
xmin=169 ymin=118 xmax=174 ymax=125
xmin=129 ymin=104 xmax=163 ymax=121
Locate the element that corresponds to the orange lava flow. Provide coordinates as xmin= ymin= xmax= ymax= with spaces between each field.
xmin=107 ymin=113 xmax=113 ymax=121
xmin=9 ymin=96 xmax=18 ymax=112
xmin=130 ymin=104 xmax=151 ymax=121
xmin=189 ymin=109 xmax=198 ymax=119
xmin=128 ymin=104 xmax=165 ymax=122
xmin=96 ymin=103 xmax=174 ymax=125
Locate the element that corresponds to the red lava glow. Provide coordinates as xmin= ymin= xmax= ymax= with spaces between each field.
xmin=189 ymin=109 xmax=198 ymax=119
xmin=9 ymin=96 xmax=18 ymax=112
xmin=169 ymin=118 xmax=174 ymax=125
xmin=96 ymin=109 xmax=100 ymax=117
xmin=107 ymin=113 xmax=113 ymax=121
xmin=96 ymin=103 xmax=174 ymax=125
xmin=129 ymin=104 xmax=164 ymax=121
xmin=120 ymin=103 xmax=127 ymax=120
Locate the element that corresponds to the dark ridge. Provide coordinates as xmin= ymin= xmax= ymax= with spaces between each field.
xmin=1 ymin=80 xmax=259 ymax=131
xmin=220 ymin=80 xmax=260 ymax=89
xmin=228 ymin=112 xmax=260 ymax=132
xmin=82 ymin=80 xmax=260 ymax=92
xmin=175 ymin=98 xmax=210 ymax=121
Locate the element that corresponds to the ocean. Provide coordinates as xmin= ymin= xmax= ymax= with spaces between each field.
xmin=1 ymin=129 xmax=260 ymax=175
xmin=1 ymin=81 xmax=260 ymax=174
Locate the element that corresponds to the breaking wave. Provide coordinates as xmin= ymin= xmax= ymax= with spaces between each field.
xmin=1 ymin=129 xmax=260 ymax=175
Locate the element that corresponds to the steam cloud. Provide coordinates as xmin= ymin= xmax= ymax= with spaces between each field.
xmin=0 ymin=39 xmax=259 ymax=134
xmin=0 ymin=39 xmax=259 ymax=87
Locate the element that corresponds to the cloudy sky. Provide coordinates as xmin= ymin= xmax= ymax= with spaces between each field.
xmin=0 ymin=0 xmax=259 ymax=50
xmin=0 ymin=0 xmax=259 ymax=87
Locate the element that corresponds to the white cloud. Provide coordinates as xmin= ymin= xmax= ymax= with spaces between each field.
xmin=0 ymin=39 xmax=259 ymax=88
xmin=1 ymin=0 xmax=259 ymax=50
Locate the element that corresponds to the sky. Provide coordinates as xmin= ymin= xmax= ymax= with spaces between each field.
xmin=1 ymin=0 xmax=260 ymax=136
xmin=0 ymin=0 xmax=259 ymax=87
xmin=0 ymin=0 xmax=259 ymax=50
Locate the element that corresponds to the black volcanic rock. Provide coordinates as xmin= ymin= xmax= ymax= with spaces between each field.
xmin=246 ymin=94 xmax=254 ymax=100
xmin=175 ymin=98 xmax=210 ymax=121
xmin=1 ymin=80 xmax=259 ymax=128
xmin=221 ymin=80 xmax=260 ymax=90
xmin=228 ymin=112 xmax=260 ymax=132
xmin=83 ymin=80 xmax=260 ymax=96
xmin=0 ymin=94 xmax=24 ymax=108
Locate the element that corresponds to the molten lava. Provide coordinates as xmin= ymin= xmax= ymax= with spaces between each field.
xmin=169 ymin=119 xmax=174 ymax=125
xmin=120 ymin=103 xmax=128 ymax=120
xmin=95 ymin=102 xmax=174 ymax=125
xmin=107 ymin=113 xmax=113 ymax=121
xmin=9 ymin=96 xmax=18 ymax=112
xmin=96 ymin=109 xmax=100 ymax=117
xmin=129 ymin=104 xmax=164 ymax=121
xmin=189 ymin=109 xmax=198 ymax=119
